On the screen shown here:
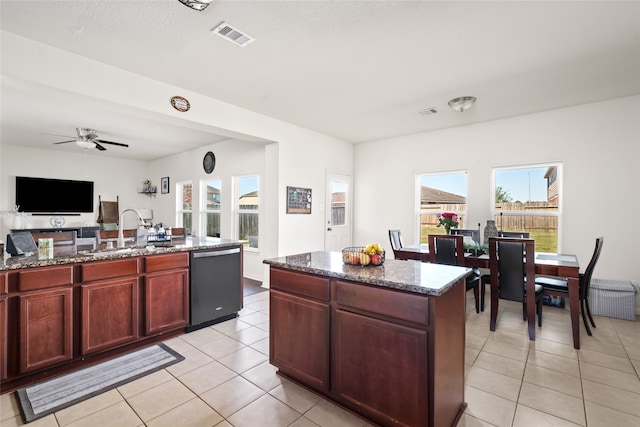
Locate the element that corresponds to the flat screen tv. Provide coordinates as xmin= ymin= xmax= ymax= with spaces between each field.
xmin=15 ymin=176 xmax=94 ymax=214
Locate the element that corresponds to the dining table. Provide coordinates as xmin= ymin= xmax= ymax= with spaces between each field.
xmin=394 ymin=244 xmax=582 ymax=349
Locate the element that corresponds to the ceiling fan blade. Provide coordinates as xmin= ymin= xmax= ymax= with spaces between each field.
xmin=94 ymin=142 xmax=107 ymax=151
xmin=95 ymin=139 xmax=129 ymax=148
xmin=53 ymin=140 xmax=76 ymax=145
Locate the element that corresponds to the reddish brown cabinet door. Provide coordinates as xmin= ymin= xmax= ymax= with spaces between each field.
xmin=0 ymin=297 xmax=7 ymax=380
xmin=19 ymin=288 xmax=73 ymax=373
xmin=81 ymin=277 xmax=139 ymax=355
xmin=144 ymin=269 xmax=189 ymax=336
xmin=333 ymin=309 xmax=429 ymax=427
xmin=270 ymin=290 xmax=330 ymax=392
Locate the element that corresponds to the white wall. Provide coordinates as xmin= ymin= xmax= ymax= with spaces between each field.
xmin=354 ymin=95 xmax=640 ymax=282
xmin=1 ymin=144 xmax=152 ymax=235
xmin=1 ymin=32 xmax=355 ymax=283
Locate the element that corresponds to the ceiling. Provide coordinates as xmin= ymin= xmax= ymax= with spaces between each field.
xmin=1 ymin=1 xmax=639 ymax=161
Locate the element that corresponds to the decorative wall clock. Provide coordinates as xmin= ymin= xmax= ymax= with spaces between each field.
xmin=170 ymin=96 xmax=190 ymax=112
xmin=203 ymin=151 xmax=216 ymax=174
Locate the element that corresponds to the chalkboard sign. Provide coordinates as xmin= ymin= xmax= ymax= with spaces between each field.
xmin=287 ymin=186 xmax=312 ymax=214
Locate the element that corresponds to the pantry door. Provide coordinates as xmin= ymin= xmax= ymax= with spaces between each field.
xmin=325 ymin=171 xmax=352 ymax=252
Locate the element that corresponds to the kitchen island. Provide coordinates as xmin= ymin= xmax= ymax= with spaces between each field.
xmin=264 ymin=251 xmax=471 ymax=427
xmin=0 ymin=237 xmax=243 ymax=392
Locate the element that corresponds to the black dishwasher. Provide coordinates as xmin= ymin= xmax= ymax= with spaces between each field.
xmin=187 ymin=246 xmax=242 ymax=332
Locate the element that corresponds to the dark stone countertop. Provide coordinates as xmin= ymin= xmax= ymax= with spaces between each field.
xmin=1 ymin=237 xmax=243 ymax=271
xmin=263 ymin=251 xmax=471 ymax=296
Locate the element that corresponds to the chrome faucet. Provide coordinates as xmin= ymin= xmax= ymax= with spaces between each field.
xmin=117 ymin=208 xmax=144 ymax=249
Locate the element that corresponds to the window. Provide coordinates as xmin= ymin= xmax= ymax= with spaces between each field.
xmin=418 ymin=171 xmax=468 ymax=243
xmin=235 ymin=175 xmax=259 ymax=248
xmin=202 ymin=179 xmax=221 ymax=238
xmin=176 ymin=181 xmax=193 ymax=233
xmin=492 ymin=164 xmax=561 ymax=252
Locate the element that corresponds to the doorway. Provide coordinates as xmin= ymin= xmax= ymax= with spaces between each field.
xmin=325 ymin=171 xmax=352 ymax=252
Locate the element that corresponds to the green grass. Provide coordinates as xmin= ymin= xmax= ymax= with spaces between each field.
xmin=420 ymin=226 xmax=558 ymax=252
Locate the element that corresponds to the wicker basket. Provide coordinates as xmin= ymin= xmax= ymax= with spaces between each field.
xmin=342 ymin=246 xmax=385 ymax=266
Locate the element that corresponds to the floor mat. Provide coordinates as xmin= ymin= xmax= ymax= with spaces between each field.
xmin=17 ymin=343 xmax=184 ymax=423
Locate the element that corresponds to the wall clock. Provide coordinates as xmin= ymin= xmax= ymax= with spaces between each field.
xmin=203 ymin=151 xmax=216 ymax=174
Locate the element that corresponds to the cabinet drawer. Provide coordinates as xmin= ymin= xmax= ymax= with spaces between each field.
xmin=334 ymin=280 xmax=429 ymax=326
xmin=18 ymin=265 xmax=74 ymax=292
xmin=82 ymin=258 xmax=139 ymax=282
xmin=145 ymin=252 xmax=189 ymax=273
xmin=271 ymin=268 xmax=330 ymax=301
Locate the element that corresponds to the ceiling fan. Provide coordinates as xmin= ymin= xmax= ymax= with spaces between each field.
xmin=52 ymin=128 xmax=129 ymax=151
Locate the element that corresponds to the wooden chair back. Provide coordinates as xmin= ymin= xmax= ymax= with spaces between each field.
xmin=489 ymin=237 xmax=535 ymax=302
xmin=32 ymin=231 xmax=77 ymax=247
xmin=388 ymin=230 xmax=404 ymax=253
xmin=498 ymin=231 xmax=530 ymax=238
xmin=96 ymin=229 xmax=137 ymax=249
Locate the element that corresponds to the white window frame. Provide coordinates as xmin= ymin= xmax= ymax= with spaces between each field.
xmin=491 ymin=162 xmax=562 ymax=252
xmin=417 ymin=170 xmax=468 ymax=244
xmin=175 ymin=180 xmax=193 ymax=230
xmin=200 ymin=178 xmax=221 ymax=238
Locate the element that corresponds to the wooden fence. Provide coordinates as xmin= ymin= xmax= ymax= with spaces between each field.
xmin=421 ymin=202 xmax=558 ymax=232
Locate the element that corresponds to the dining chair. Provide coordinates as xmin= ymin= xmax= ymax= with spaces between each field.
xmin=450 ymin=225 xmax=481 ymax=244
xmin=388 ymin=229 xmax=404 ymax=258
xmin=428 ymin=234 xmax=481 ymax=313
xmin=498 ymin=231 xmax=530 ymax=238
xmin=535 ymin=237 xmax=604 ymax=336
xmin=96 ymin=229 xmax=137 ymax=249
xmin=488 ymin=237 xmax=543 ymax=331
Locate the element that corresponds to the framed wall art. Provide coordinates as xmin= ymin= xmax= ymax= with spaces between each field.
xmin=161 ymin=177 xmax=170 ymax=194
xmin=286 ymin=186 xmax=312 ymax=214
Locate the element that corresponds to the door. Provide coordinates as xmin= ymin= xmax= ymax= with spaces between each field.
xmin=325 ymin=171 xmax=352 ymax=252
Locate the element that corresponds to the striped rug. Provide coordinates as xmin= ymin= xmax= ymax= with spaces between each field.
xmin=17 ymin=343 xmax=184 ymax=423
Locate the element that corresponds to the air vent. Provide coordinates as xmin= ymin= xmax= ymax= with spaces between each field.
xmin=212 ymin=22 xmax=255 ymax=47
xmin=418 ymin=108 xmax=439 ymax=116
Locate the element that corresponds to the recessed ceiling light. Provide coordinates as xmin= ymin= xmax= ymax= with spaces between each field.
xmin=178 ymin=0 xmax=214 ymax=12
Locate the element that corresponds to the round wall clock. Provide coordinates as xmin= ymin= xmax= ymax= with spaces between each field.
xmin=50 ymin=216 xmax=65 ymax=228
xmin=203 ymin=151 xmax=216 ymax=174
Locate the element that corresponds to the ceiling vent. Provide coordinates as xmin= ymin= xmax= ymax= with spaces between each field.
xmin=418 ymin=107 xmax=439 ymax=116
xmin=212 ymin=22 xmax=255 ymax=47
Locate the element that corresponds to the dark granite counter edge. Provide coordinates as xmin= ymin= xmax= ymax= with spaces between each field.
xmin=1 ymin=239 xmax=243 ymax=271
xmin=263 ymin=258 xmax=470 ymax=297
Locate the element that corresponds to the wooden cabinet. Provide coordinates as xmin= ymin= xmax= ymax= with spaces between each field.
xmin=19 ymin=288 xmax=73 ymax=374
xmin=80 ymin=258 xmax=140 ymax=355
xmin=143 ymin=252 xmax=189 ymax=336
xmin=333 ymin=309 xmax=428 ymax=427
xmin=270 ymin=269 xmax=330 ymax=392
xmin=81 ymin=277 xmax=139 ymax=355
xmin=144 ymin=269 xmax=189 ymax=335
xmin=0 ymin=296 xmax=6 ymax=380
xmin=268 ymin=266 xmax=466 ymax=427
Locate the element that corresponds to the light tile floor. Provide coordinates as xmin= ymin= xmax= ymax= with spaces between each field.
xmin=1 ymin=289 xmax=639 ymax=426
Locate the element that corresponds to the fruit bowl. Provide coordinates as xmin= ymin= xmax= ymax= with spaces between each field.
xmin=342 ymin=246 xmax=385 ymax=266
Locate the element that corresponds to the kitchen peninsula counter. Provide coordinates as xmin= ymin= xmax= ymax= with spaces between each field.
xmin=0 ymin=237 xmax=244 ymax=392
xmin=264 ymin=251 xmax=470 ymax=427
xmin=1 ymin=236 xmax=242 ymax=270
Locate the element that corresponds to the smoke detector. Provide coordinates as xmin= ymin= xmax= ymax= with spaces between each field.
xmin=212 ymin=22 xmax=255 ymax=47
xmin=178 ymin=0 xmax=214 ymax=11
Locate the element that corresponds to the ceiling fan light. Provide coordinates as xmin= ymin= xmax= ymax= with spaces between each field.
xmin=448 ymin=96 xmax=477 ymax=112
xmin=75 ymin=140 xmax=94 ymax=149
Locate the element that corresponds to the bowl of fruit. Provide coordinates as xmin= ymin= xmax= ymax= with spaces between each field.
xmin=342 ymin=243 xmax=385 ymax=266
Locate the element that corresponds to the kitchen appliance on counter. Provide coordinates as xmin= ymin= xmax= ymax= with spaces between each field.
xmin=187 ymin=245 xmax=243 ymax=332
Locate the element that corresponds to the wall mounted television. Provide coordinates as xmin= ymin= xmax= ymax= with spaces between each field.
xmin=15 ymin=176 xmax=94 ymax=214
